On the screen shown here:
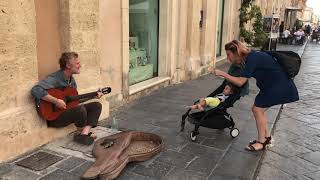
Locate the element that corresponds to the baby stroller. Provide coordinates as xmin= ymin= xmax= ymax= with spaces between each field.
xmin=180 ymin=80 xmax=243 ymax=142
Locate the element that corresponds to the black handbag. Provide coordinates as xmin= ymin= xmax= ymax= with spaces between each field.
xmin=265 ymin=51 xmax=301 ymax=78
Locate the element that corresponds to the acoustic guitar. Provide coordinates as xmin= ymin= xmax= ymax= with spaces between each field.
xmin=37 ymin=87 xmax=111 ymax=121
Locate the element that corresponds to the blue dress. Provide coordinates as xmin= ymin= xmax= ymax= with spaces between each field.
xmin=242 ymin=51 xmax=299 ymax=108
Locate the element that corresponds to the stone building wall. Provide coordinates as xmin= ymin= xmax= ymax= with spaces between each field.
xmin=0 ymin=0 xmax=109 ymax=162
xmin=0 ymin=0 xmax=241 ymax=162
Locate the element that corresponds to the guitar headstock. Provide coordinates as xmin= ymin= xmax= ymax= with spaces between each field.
xmin=99 ymin=87 xmax=112 ymax=94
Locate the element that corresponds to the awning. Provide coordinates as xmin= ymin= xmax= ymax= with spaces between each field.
xmin=286 ymin=6 xmax=302 ymax=11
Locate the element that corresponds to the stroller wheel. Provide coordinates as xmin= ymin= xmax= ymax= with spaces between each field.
xmin=190 ymin=132 xmax=197 ymax=142
xmin=230 ymin=128 xmax=239 ymax=138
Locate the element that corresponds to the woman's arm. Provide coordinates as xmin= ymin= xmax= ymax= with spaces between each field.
xmin=215 ymin=69 xmax=247 ymax=87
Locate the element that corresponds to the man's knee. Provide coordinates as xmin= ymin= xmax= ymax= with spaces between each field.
xmin=87 ymin=101 xmax=102 ymax=110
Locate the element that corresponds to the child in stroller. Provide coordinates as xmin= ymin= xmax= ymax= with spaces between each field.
xmin=190 ymin=83 xmax=235 ymax=111
xmin=180 ymin=65 xmax=248 ymax=142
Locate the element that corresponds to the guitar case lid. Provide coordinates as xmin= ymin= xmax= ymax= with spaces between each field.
xmin=82 ymin=131 xmax=164 ymax=180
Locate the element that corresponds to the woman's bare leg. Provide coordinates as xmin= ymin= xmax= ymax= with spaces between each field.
xmin=249 ymin=106 xmax=268 ymax=150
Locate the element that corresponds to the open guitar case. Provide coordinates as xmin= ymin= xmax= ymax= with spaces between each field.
xmin=82 ymin=131 xmax=164 ymax=180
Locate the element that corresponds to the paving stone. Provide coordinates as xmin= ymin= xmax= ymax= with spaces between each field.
xmin=290 ymin=136 xmax=320 ymax=152
xmin=275 ymin=116 xmax=308 ymax=131
xmin=310 ymin=123 xmax=320 ymax=130
xmin=294 ymin=175 xmax=314 ymax=180
xmin=210 ymin=149 xmax=259 ymax=180
xmin=117 ymin=172 xmax=155 ymax=180
xmin=304 ymin=170 xmax=320 ymax=180
xmin=298 ymin=151 xmax=320 ymax=166
xmin=208 ymin=174 xmax=247 ymax=180
xmin=294 ymin=114 xmax=320 ymax=124
xmin=131 ymin=161 xmax=172 ymax=180
xmin=15 ymin=151 xmax=63 ymax=171
xmin=151 ymin=128 xmax=189 ymax=152
xmin=38 ymin=166 xmax=58 ymax=176
xmin=164 ymin=167 xmax=207 ymax=180
xmin=286 ymin=125 xmax=320 ymax=139
xmin=256 ymin=162 xmax=293 ymax=180
xmin=39 ymin=169 xmax=79 ymax=180
xmin=263 ymin=151 xmax=319 ymax=176
xmin=151 ymin=115 xmax=182 ymax=129
xmin=178 ymin=132 xmax=206 ymax=145
xmin=55 ymin=156 xmax=86 ymax=171
xmin=271 ymin=129 xmax=300 ymax=142
xmin=0 ymin=163 xmax=13 ymax=176
xmin=184 ymin=154 xmax=220 ymax=177
xmin=1 ymin=167 xmax=40 ymax=180
xmin=311 ymin=112 xmax=320 ymax=117
xmin=201 ymin=136 xmax=233 ymax=150
xmin=180 ymin=143 xmax=224 ymax=159
xmin=155 ymin=150 xmax=196 ymax=168
xmin=268 ymin=139 xmax=312 ymax=157
xmin=70 ymin=161 xmax=93 ymax=176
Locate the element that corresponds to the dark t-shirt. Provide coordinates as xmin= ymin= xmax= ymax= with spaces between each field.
xmin=241 ymin=51 xmax=299 ymax=107
xmin=228 ymin=64 xmax=249 ymax=97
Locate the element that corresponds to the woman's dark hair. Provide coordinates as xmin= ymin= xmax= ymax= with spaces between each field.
xmin=59 ymin=52 xmax=78 ymax=70
xmin=225 ymin=40 xmax=251 ymax=58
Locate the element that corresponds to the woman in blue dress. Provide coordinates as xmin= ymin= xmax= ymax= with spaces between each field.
xmin=213 ymin=40 xmax=299 ymax=151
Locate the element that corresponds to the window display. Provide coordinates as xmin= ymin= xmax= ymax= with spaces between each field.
xmin=129 ymin=0 xmax=159 ymax=85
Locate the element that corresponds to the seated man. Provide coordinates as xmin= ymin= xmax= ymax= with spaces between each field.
xmin=282 ymin=29 xmax=291 ymax=44
xmin=294 ymin=29 xmax=305 ymax=45
xmin=31 ymin=52 xmax=104 ymax=145
xmin=311 ymin=30 xmax=320 ymax=42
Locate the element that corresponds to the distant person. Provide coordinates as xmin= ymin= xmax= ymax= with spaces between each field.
xmin=279 ymin=21 xmax=284 ymax=35
xmin=294 ymin=29 xmax=305 ymax=44
xmin=283 ymin=29 xmax=291 ymax=44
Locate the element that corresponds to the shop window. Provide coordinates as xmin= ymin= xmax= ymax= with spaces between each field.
xmin=129 ymin=0 xmax=159 ymax=85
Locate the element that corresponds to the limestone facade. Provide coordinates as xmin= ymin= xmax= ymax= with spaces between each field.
xmin=0 ymin=0 xmax=241 ymax=161
xmin=255 ymin=0 xmax=307 ymax=29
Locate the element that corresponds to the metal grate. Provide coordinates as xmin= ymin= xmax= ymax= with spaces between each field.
xmin=16 ymin=151 xmax=63 ymax=171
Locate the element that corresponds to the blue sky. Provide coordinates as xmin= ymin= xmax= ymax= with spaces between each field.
xmin=307 ymin=0 xmax=320 ymax=16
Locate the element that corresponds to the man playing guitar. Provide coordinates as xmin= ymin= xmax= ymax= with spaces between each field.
xmin=31 ymin=52 xmax=105 ymax=145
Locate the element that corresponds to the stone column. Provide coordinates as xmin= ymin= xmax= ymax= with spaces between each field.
xmin=186 ymin=0 xmax=202 ymax=79
xmin=59 ymin=0 xmax=109 ymax=119
xmin=200 ymin=0 xmax=218 ymax=69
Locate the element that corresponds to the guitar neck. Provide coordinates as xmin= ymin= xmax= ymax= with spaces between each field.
xmin=67 ymin=91 xmax=97 ymax=102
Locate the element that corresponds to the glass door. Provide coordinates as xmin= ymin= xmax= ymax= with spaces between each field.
xmin=129 ymin=0 xmax=159 ymax=85
xmin=216 ymin=0 xmax=225 ymax=57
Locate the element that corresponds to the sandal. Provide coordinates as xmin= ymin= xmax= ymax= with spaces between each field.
xmin=74 ymin=133 xmax=95 ymax=145
xmin=249 ymin=136 xmax=272 ymax=145
xmin=245 ymin=141 xmax=266 ymax=152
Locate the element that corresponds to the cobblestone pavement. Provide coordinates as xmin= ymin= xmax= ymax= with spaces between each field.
xmin=0 ymin=42 xmax=310 ymax=180
xmin=256 ymin=42 xmax=320 ymax=180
